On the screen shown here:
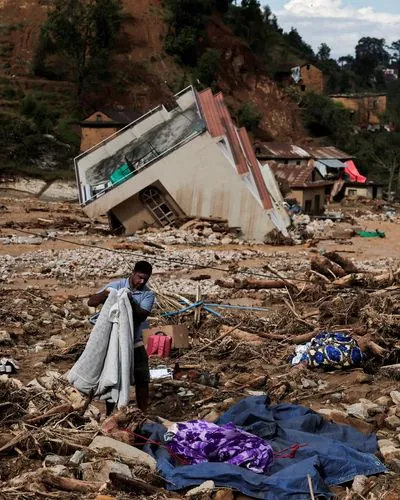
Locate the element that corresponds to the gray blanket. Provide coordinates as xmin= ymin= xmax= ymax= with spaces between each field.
xmin=67 ymin=288 xmax=135 ymax=408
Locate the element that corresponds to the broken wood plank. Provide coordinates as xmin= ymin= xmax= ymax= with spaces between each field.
xmin=41 ymin=472 xmax=104 ymax=493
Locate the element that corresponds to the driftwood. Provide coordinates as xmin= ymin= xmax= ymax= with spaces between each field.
xmin=41 ymin=472 xmax=104 ymax=493
xmin=215 ymin=278 xmax=291 ymax=289
xmin=324 ymin=251 xmax=359 ymax=274
xmin=109 ymin=472 xmax=173 ymax=495
xmin=311 ymin=255 xmax=347 ymax=280
xmin=23 ymin=403 xmax=74 ymax=424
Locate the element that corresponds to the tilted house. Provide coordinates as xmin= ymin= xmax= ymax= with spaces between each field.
xmin=74 ymin=86 xmax=290 ymax=240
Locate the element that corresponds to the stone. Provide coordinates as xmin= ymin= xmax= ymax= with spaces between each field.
xmin=0 ymin=331 xmax=12 ymax=345
xmin=203 ymin=410 xmax=220 ymax=422
xmin=385 ymin=415 xmax=400 ymax=430
xmin=89 ymin=436 xmax=156 ymax=471
xmin=301 ymin=378 xmax=318 ymax=389
xmin=320 ymin=409 xmax=374 ymax=435
xmin=81 ymin=460 xmax=132 ymax=482
xmin=346 ymin=402 xmax=370 ymax=421
xmin=69 ymin=450 xmax=86 ymax=465
xmin=214 ymin=490 xmax=234 ymax=500
xmin=378 ymin=439 xmax=400 ymax=462
xmin=186 ymin=480 xmax=215 ymax=497
xmin=375 ymin=396 xmax=391 ymax=407
xmin=390 ymin=391 xmax=400 ymax=406
xmin=44 ymin=454 xmax=67 ymax=466
xmin=49 ymin=335 xmax=67 ymax=348
xmin=352 ymin=475 xmax=368 ymax=494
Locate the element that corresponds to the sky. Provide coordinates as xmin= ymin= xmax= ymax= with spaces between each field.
xmin=263 ymin=0 xmax=400 ymax=58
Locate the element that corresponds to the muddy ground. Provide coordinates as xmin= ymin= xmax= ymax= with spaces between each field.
xmin=1 ymin=195 xmax=400 ymax=499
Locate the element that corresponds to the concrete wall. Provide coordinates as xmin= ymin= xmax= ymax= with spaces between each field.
xmin=345 ymin=186 xmax=373 ymax=199
xmin=291 ymin=186 xmax=326 ymax=213
xmin=84 ymin=133 xmax=283 ymax=240
xmin=301 ymin=65 xmax=324 ymax=93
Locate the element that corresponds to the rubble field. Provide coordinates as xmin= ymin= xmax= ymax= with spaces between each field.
xmin=1 ymin=195 xmax=400 ymax=499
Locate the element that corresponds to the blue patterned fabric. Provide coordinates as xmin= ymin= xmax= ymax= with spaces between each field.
xmin=297 ymin=332 xmax=363 ymax=368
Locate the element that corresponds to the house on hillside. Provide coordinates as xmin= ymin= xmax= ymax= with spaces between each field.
xmin=254 ymin=143 xmax=311 ymax=166
xmin=74 ymin=86 xmax=290 ymax=240
xmin=275 ymin=63 xmax=324 ymax=93
xmin=329 ymin=93 xmax=387 ymax=129
xmin=80 ymin=108 xmax=141 ymax=152
xmin=268 ymin=160 xmax=332 ymax=214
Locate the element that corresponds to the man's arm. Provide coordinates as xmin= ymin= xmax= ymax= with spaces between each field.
xmin=130 ymin=291 xmax=155 ymax=322
xmin=87 ymin=289 xmax=110 ymax=308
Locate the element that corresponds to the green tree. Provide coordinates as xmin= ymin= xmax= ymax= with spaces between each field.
xmin=237 ymin=102 xmax=262 ymax=131
xmin=37 ymin=0 xmax=123 ymax=100
xmin=317 ymin=43 xmax=331 ymax=62
xmin=196 ymin=49 xmax=221 ymax=86
xmin=354 ymin=37 xmax=390 ymax=83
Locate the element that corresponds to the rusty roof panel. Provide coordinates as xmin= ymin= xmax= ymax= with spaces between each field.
xmin=303 ymin=146 xmax=352 ymax=160
xmin=269 ymin=161 xmax=317 ymax=188
xmin=214 ymin=92 xmax=248 ymax=175
xmin=197 ymin=89 xmax=225 ymax=137
xmin=238 ymin=128 xmax=272 ymax=210
xmin=255 ymin=142 xmax=311 ymax=159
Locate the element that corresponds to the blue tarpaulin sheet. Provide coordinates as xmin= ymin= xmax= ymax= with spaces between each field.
xmin=140 ymin=396 xmax=386 ymax=499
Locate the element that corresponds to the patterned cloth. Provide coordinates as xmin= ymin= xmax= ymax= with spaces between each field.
xmin=166 ymin=420 xmax=274 ymax=473
xmin=292 ymin=332 xmax=363 ymax=369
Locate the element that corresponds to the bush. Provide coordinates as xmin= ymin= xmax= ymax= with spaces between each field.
xmin=196 ymin=49 xmax=221 ymax=86
xmin=20 ymin=93 xmax=57 ymax=133
xmin=237 ymin=102 xmax=262 ymax=131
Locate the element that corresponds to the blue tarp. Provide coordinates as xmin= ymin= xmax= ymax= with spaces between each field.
xmin=141 ymin=396 xmax=386 ymax=499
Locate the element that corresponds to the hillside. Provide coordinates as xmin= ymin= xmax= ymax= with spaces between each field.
xmin=0 ymin=0 xmax=305 ymax=180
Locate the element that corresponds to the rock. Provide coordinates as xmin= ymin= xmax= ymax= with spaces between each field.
xmin=346 ymin=402 xmax=370 ymax=421
xmin=44 ymin=454 xmax=67 ymax=466
xmin=330 ymin=393 xmax=343 ymax=403
xmin=301 ymin=378 xmax=318 ymax=389
xmin=390 ymin=391 xmax=400 ymax=406
xmin=352 ymin=475 xmax=368 ymax=494
xmin=69 ymin=450 xmax=86 ymax=465
xmin=375 ymin=396 xmax=391 ymax=407
xmin=385 ymin=415 xmax=400 ymax=430
xmin=0 ymin=331 xmax=12 ymax=345
xmin=378 ymin=439 xmax=400 ymax=461
xmin=203 ymin=410 xmax=220 ymax=422
xmin=89 ymin=436 xmax=156 ymax=471
xmin=214 ymin=490 xmax=234 ymax=500
xmin=320 ymin=409 xmax=374 ymax=435
xmin=81 ymin=460 xmax=132 ymax=482
xmin=221 ymin=237 xmax=233 ymax=245
xmin=49 ymin=335 xmax=67 ymax=348
xmin=186 ymin=480 xmax=215 ymax=497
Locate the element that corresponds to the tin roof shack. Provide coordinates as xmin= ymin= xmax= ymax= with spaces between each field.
xmin=268 ymin=161 xmax=332 ymax=214
xmin=329 ymin=93 xmax=387 ymax=129
xmin=80 ymin=108 xmax=141 ymax=152
xmin=275 ymin=63 xmax=324 ymax=93
xmin=74 ymin=86 xmax=290 ymax=240
xmin=254 ymin=143 xmax=311 ymax=166
xmin=345 ymin=182 xmax=383 ymax=200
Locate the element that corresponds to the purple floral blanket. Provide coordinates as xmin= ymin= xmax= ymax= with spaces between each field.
xmin=167 ymin=419 xmax=274 ymax=473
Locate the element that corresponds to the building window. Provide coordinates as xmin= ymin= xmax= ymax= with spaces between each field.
xmin=348 ymin=189 xmax=357 ymax=198
xmin=304 ymin=199 xmax=312 ymax=213
xmin=141 ymin=187 xmax=177 ymax=226
xmin=96 ymin=113 xmax=102 ymax=122
xmin=306 ymin=64 xmax=310 ymax=70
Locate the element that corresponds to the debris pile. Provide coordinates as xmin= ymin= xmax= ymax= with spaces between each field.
xmin=2 ymin=195 xmax=400 ymax=497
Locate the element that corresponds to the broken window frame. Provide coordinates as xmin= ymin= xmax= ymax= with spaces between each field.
xmin=141 ymin=187 xmax=177 ymax=226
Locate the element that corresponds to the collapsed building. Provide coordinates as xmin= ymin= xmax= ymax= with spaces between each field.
xmin=74 ymin=86 xmax=290 ymax=240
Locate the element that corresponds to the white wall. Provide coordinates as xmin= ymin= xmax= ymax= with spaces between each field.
xmin=84 ymin=133 xmax=281 ymax=240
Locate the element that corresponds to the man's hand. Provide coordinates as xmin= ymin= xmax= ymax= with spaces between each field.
xmin=87 ymin=288 xmax=110 ymax=308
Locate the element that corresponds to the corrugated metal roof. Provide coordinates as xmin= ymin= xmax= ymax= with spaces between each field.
xmin=304 ymin=146 xmax=352 ymax=160
xmin=197 ymin=89 xmax=225 ymax=137
xmin=255 ymin=142 xmax=311 ymax=159
xmin=319 ymin=159 xmax=346 ymax=169
xmin=269 ymin=161 xmax=323 ymax=188
xmin=214 ymin=92 xmax=248 ymax=175
xmin=197 ymin=88 xmax=273 ymax=210
xmin=238 ymin=128 xmax=272 ymax=209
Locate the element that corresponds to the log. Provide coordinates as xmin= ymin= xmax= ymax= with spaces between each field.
xmin=324 ymin=251 xmax=359 ymax=274
xmin=215 ymin=278 xmax=289 ymax=289
xmin=23 ymin=403 xmax=74 ymax=424
xmin=41 ymin=472 xmax=104 ymax=493
xmin=311 ymin=255 xmax=347 ymax=280
xmin=109 ymin=472 xmax=172 ymax=496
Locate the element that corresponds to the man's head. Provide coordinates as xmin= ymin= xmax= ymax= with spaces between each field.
xmin=130 ymin=261 xmax=153 ymax=289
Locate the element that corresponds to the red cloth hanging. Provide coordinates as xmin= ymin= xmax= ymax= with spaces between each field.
xmin=345 ymin=160 xmax=367 ymax=183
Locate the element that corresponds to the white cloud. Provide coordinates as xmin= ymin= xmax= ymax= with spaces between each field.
xmin=274 ymin=0 xmax=400 ymax=57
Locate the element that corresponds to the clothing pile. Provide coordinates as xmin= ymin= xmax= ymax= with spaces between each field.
xmin=291 ymin=331 xmax=363 ymax=369
xmin=165 ymin=420 xmax=274 ymax=473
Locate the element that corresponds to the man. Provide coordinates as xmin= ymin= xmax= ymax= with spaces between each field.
xmin=88 ymin=260 xmax=154 ymax=414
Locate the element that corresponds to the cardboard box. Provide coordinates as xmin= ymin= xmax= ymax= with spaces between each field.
xmin=143 ymin=324 xmax=189 ymax=349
